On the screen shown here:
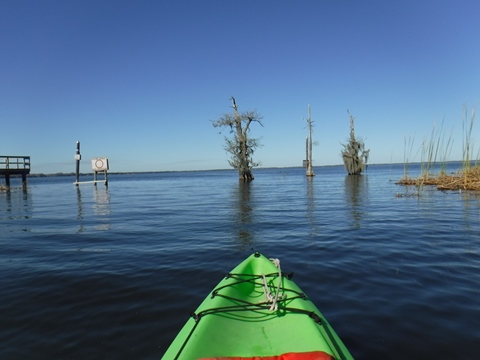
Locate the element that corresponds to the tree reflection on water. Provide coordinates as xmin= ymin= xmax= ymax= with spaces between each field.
xmin=305 ymin=176 xmax=319 ymax=238
xmin=344 ymin=174 xmax=367 ymax=229
xmin=233 ymin=181 xmax=254 ymax=249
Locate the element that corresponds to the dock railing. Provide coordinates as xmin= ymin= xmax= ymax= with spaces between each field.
xmin=0 ymin=156 xmax=31 ymax=189
xmin=0 ymin=156 xmax=31 ymax=171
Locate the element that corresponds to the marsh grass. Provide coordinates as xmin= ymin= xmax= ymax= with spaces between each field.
xmin=1 ymin=181 xmax=25 ymax=191
xmin=398 ymin=167 xmax=480 ymax=191
xmin=397 ymin=105 xmax=479 ymax=191
xmin=402 ymin=136 xmax=417 ymax=181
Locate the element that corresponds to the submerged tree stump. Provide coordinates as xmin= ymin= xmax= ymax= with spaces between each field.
xmin=342 ymin=111 xmax=369 ymax=175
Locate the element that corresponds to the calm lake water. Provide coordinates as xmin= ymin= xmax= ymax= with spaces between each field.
xmin=1 ymin=164 xmax=479 ymax=359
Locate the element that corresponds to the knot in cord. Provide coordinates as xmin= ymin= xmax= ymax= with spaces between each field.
xmin=259 ymin=258 xmax=284 ymax=311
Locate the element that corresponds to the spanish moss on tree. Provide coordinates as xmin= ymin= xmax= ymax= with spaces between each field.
xmin=342 ymin=111 xmax=370 ymax=175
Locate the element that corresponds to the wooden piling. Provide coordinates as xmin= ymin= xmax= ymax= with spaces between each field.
xmin=75 ymin=141 xmax=81 ymax=186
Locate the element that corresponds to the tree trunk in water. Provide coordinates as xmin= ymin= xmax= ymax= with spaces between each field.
xmin=232 ymin=98 xmax=255 ymax=181
xmin=240 ymin=170 xmax=254 ymax=181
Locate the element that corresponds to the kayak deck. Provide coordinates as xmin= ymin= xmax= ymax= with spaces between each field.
xmin=162 ymin=253 xmax=353 ymax=360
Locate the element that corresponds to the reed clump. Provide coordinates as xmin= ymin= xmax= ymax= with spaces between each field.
xmin=397 ymin=166 xmax=480 ymax=191
xmin=397 ymin=105 xmax=479 ymax=192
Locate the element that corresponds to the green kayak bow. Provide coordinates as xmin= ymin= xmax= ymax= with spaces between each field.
xmin=162 ymin=252 xmax=353 ymax=360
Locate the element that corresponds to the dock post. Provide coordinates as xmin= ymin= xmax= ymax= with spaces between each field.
xmin=22 ymin=173 xmax=27 ymax=190
xmin=75 ymin=141 xmax=81 ymax=186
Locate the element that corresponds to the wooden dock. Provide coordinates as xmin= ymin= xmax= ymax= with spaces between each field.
xmin=0 ymin=155 xmax=31 ymax=189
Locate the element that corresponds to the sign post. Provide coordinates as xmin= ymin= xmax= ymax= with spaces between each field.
xmin=91 ymin=157 xmax=109 ymax=186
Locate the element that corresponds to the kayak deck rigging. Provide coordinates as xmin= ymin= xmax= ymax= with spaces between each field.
xmin=163 ymin=253 xmax=353 ymax=360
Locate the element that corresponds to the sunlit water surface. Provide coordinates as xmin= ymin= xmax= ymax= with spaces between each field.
xmin=1 ymin=164 xmax=479 ymax=359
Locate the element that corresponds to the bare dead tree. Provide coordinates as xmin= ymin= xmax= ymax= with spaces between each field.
xmin=341 ymin=110 xmax=370 ymax=175
xmin=212 ymin=97 xmax=263 ymax=181
xmin=305 ymin=104 xmax=315 ymax=176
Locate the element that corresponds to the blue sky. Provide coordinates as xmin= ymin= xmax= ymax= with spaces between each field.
xmin=1 ymin=0 xmax=479 ymax=174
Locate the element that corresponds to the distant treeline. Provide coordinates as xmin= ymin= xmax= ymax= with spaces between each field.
xmin=27 ymin=173 xmax=77 ymax=177
xmin=26 ymin=170 xmax=231 ymax=177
